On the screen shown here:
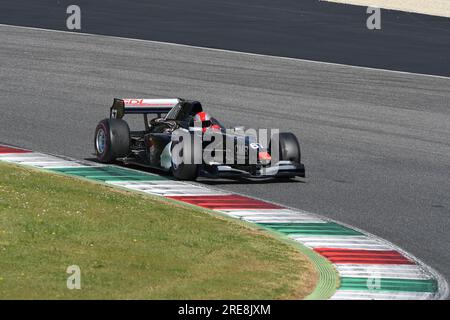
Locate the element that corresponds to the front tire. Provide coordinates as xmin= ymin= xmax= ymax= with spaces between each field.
xmin=170 ymin=136 xmax=199 ymax=180
xmin=94 ymin=118 xmax=130 ymax=163
xmin=269 ymin=132 xmax=301 ymax=163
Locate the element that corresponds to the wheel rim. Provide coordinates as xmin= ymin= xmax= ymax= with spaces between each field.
xmin=171 ymin=154 xmax=180 ymax=170
xmin=96 ymin=128 xmax=106 ymax=154
xmin=171 ymin=142 xmax=183 ymax=171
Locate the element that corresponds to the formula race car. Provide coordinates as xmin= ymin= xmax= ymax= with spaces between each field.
xmin=94 ymin=98 xmax=305 ymax=180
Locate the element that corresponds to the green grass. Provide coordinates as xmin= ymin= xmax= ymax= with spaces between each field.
xmin=0 ymin=162 xmax=317 ymax=299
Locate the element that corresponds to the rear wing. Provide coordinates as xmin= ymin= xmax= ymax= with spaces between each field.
xmin=110 ymin=98 xmax=180 ymax=118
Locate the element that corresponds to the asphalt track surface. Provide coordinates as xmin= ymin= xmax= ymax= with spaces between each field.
xmin=1 ymin=25 xmax=449 ymax=284
xmin=1 ymin=0 xmax=450 ymax=76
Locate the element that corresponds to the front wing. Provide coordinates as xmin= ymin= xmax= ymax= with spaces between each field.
xmin=199 ymin=161 xmax=305 ymax=179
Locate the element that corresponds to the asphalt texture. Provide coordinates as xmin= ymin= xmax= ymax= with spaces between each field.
xmin=0 ymin=25 xmax=449 ymax=282
xmin=0 ymin=0 xmax=450 ymax=76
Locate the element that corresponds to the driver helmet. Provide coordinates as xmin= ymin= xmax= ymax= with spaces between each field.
xmin=194 ymin=111 xmax=220 ymax=133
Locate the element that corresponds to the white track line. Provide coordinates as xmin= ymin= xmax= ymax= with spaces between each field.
xmin=330 ymin=290 xmax=435 ymax=300
xmin=0 ymin=152 xmax=99 ymax=168
xmin=107 ymin=180 xmax=229 ymax=196
xmin=290 ymin=235 xmax=393 ymax=251
xmin=335 ymin=264 xmax=433 ymax=279
xmin=220 ymin=208 xmax=324 ymax=219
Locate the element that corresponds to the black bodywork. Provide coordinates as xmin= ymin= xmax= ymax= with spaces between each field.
xmin=97 ymin=98 xmax=305 ymax=180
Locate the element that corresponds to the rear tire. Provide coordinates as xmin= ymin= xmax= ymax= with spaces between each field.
xmin=269 ymin=132 xmax=301 ymax=163
xmin=94 ymin=118 xmax=130 ymax=163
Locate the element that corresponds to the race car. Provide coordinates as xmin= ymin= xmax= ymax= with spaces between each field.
xmin=94 ymin=98 xmax=305 ymax=180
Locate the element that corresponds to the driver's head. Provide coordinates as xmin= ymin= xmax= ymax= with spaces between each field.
xmin=193 ymin=111 xmax=212 ymax=132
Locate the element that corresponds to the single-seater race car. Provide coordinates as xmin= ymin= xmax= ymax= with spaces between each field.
xmin=94 ymin=98 xmax=305 ymax=180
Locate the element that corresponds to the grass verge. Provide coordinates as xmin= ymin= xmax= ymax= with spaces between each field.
xmin=0 ymin=162 xmax=317 ymax=299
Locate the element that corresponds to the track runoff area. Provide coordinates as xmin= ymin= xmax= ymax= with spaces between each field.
xmin=0 ymin=144 xmax=446 ymax=300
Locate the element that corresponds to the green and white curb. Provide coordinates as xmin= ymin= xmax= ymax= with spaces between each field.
xmin=0 ymin=145 xmax=448 ymax=300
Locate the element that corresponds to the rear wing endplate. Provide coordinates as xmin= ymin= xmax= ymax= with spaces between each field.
xmin=110 ymin=98 xmax=180 ymax=118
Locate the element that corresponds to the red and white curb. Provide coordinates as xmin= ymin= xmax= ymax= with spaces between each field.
xmin=0 ymin=145 xmax=448 ymax=300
